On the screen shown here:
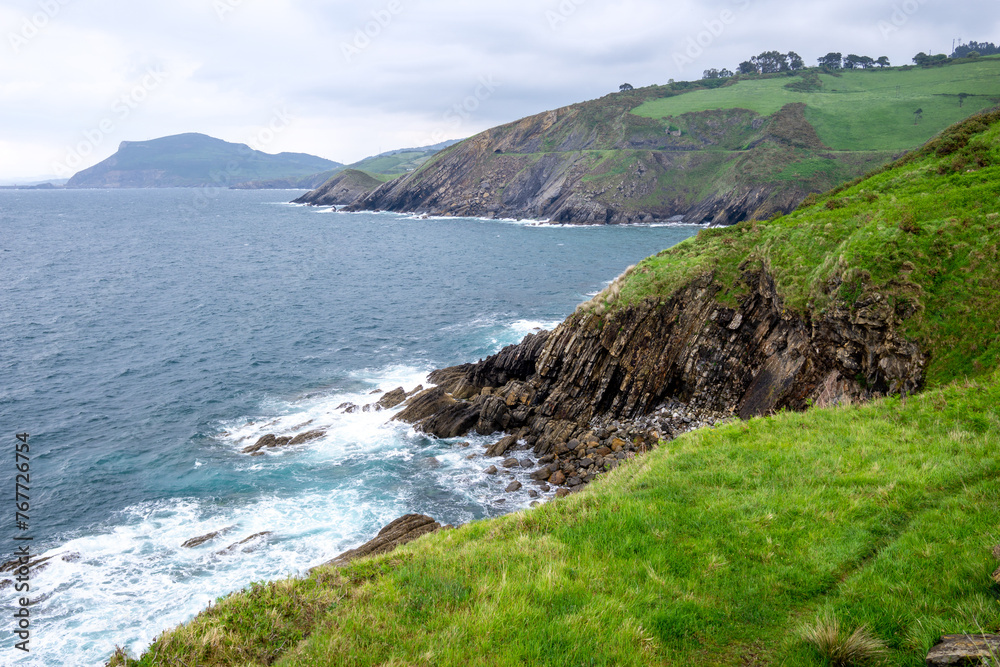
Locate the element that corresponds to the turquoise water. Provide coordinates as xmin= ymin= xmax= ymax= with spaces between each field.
xmin=0 ymin=188 xmax=700 ymax=665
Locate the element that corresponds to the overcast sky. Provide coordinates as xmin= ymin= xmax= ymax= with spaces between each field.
xmin=0 ymin=0 xmax=995 ymax=181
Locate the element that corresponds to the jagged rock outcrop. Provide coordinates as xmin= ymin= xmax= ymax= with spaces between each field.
xmin=293 ymin=169 xmax=384 ymax=206
xmin=324 ymin=515 xmax=443 ymax=567
xmin=336 ymin=100 xmax=891 ymax=225
xmin=395 ymin=267 xmax=925 ymax=456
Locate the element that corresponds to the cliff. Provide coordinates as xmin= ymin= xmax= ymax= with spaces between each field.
xmin=345 ymin=101 xmax=884 ymax=225
xmin=291 ymin=169 xmax=385 ymax=206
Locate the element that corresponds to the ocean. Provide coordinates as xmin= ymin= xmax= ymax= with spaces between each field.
xmin=0 ymin=188 xmax=700 ymax=665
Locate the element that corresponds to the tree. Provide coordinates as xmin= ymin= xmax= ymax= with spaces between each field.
xmin=752 ymin=50 xmax=789 ymax=74
xmin=913 ymin=52 xmax=931 ymax=66
xmin=787 ymin=51 xmax=805 ymax=71
xmin=842 ymin=54 xmax=861 ymax=69
xmin=619 ymin=83 xmax=634 ymax=92
xmin=818 ymin=52 xmax=842 ymax=69
xmin=876 ymin=56 xmax=891 ymax=68
xmin=703 ymin=69 xmax=721 ymax=79
xmin=719 ymin=68 xmax=734 ymax=78
xmin=738 ymin=60 xmax=758 ymax=75
xmin=859 ymin=56 xmax=876 ymax=69
xmin=952 ymin=41 xmax=999 ymax=58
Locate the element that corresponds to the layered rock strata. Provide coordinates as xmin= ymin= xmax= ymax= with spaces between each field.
xmin=394 ymin=267 xmax=926 ymax=493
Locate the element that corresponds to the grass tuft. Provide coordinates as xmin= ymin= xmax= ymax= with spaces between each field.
xmin=802 ymin=615 xmax=888 ymax=666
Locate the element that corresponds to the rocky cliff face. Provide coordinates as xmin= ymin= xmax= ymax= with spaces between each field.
xmin=337 ymin=102 xmax=891 ymax=225
xmin=396 ymin=266 xmax=925 ymax=457
xmin=292 ymin=169 xmax=384 ymax=206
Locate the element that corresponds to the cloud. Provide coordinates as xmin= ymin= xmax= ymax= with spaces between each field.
xmin=0 ymin=0 xmax=994 ymax=180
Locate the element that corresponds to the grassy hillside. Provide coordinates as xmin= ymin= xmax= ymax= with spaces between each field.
xmin=610 ymin=108 xmax=1000 ymax=388
xmin=632 ymin=58 xmax=1000 ymax=151
xmin=344 ymin=58 xmax=1000 ymax=225
xmin=113 ymin=110 xmax=1000 ymax=667
xmin=111 ymin=372 xmax=1000 ymax=666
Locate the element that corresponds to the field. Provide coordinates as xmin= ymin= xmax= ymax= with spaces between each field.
xmin=631 ymin=58 xmax=1000 ymax=151
xmin=111 ymin=371 xmax=1000 ymax=666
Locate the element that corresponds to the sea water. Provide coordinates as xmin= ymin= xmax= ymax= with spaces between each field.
xmin=0 ymin=188 xmax=700 ymax=665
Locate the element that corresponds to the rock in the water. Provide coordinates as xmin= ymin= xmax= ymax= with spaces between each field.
xmin=376 ymin=387 xmax=408 ymax=410
xmin=288 ymin=430 xmax=325 ymax=446
xmin=486 ymin=435 xmax=519 ymax=458
xmin=549 ymin=470 xmax=566 ymax=485
xmin=242 ymin=434 xmax=276 ymax=454
xmin=325 ymin=514 xmax=442 ymax=567
xmin=505 ymin=481 xmax=522 ymax=493
xmin=484 ymin=465 xmax=498 ymax=475
xmin=217 ymin=532 xmax=273 ymax=555
xmin=394 ymin=387 xmax=454 ymax=423
xmin=502 ymin=458 xmax=520 ymax=468
xmin=181 ymin=527 xmax=235 ymax=549
xmin=926 ymin=635 xmax=1000 ymax=665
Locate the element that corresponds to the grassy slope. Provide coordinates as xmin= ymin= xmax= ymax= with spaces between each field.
xmin=632 ymin=58 xmax=1000 ymax=151
xmin=114 ymin=111 xmax=1000 ymax=667
xmin=615 ymin=109 xmax=1000 ymax=387
xmin=113 ymin=372 xmax=1000 ymax=666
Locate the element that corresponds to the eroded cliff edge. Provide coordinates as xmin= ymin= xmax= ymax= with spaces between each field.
xmin=395 ymin=265 xmax=925 ymax=459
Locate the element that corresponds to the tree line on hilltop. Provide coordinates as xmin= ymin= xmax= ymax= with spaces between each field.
xmin=698 ymin=42 xmax=997 ymax=81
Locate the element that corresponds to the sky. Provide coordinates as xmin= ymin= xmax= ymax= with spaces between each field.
xmin=0 ymin=0 xmax=996 ymax=182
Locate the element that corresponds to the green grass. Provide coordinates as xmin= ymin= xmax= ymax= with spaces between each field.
xmin=112 ymin=371 xmax=1000 ymax=666
xmin=631 ymin=61 xmax=1000 ymax=151
xmin=613 ymin=109 xmax=1000 ymax=386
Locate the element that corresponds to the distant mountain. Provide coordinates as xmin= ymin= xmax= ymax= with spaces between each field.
xmin=65 ymin=133 xmax=341 ymax=188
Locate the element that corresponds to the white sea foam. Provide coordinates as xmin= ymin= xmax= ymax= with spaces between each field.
xmin=1 ymin=362 xmax=552 ymax=666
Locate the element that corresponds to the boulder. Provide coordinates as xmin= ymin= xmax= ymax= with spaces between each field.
xmin=549 ymin=470 xmax=566 ymax=485
xmin=505 ymin=481 xmax=522 ymax=493
xmin=502 ymin=458 xmax=520 ymax=468
xmin=926 ymin=635 xmax=1000 ymax=665
xmin=484 ymin=465 xmax=498 ymax=475
xmin=325 ymin=515 xmax=442 ymax=567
